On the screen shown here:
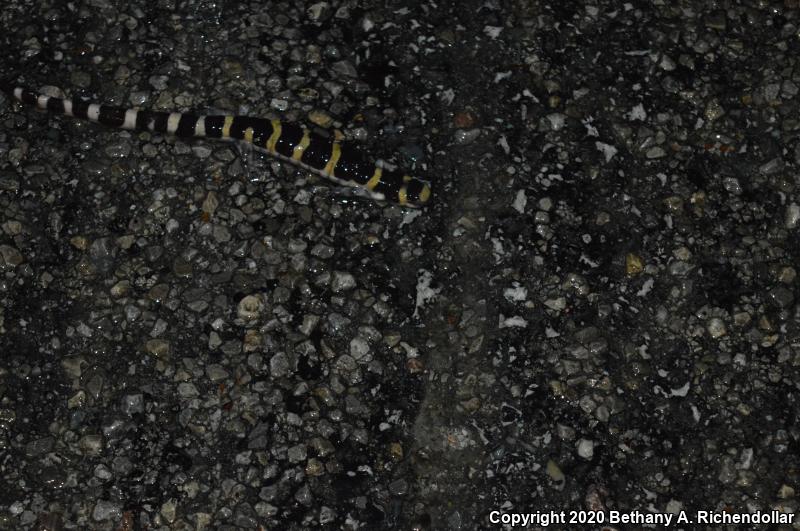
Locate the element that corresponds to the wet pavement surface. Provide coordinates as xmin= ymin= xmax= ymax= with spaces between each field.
xmin=2 ymin=0 xmax=800 ymax=529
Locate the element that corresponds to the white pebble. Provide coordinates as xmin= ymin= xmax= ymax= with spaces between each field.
xmin=237 ymin=295 xmax=263 ymax=321
xmin=577 ymin=439 xmax=595 ymax=459
xmin=785 ymin=203 xmax=800 ymax=229
xmin=707 ymin=317 xmax=727 ymax=338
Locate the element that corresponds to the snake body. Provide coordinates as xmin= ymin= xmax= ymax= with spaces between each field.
xmin=0 ymin=81 xmax=432 ymax=207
